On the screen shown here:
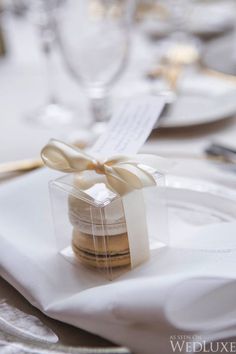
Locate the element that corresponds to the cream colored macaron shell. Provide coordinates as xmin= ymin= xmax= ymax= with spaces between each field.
xmin=72 ymin=229 xmax=131 ymax=268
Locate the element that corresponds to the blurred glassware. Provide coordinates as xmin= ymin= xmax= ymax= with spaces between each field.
xmin=136 ymin=0 xmax=236 ymax=43
xmin=136 ymin=0 xmax=200 ymax=44
xmin=7 ymin=0 xmax=29 ymax=18
xmin=26 ymin=0 xmax=76 ymax=127
xmin=166 ymin=0 xmax=193 ymax=39
xmin=159 ymin=0 xmax=201 ymax=59
xmin=57 ymin=0 xmax=135 ymax=133
xmin=136 ymin=1 xmax=201 ymax=102
xmin=0 ymin=0 xmax=6 ymax=56
xmin=0 ymin=20 xmax=6 ymax=56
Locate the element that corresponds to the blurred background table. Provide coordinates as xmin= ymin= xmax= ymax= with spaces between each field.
xmin=0 ymin=1 xmax=236 ymax=163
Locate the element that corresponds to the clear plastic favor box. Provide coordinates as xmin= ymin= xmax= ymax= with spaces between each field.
xmin=49 ymin=169 xmax=168 ymax=280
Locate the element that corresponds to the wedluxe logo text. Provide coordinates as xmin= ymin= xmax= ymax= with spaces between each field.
xmin=170 ymin=335 xmax=236 ymax=353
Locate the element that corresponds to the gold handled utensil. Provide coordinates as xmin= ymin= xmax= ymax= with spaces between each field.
xmin=0 ymin=158 xmax=44 ymax=175
xmin=147 ymin=44 xmax=236 ymax=87
xmin=0 ymin=140 xmax=89 ymax=176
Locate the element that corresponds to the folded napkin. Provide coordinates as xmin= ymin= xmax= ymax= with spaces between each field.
xmin=0 ymin=169 xmax=236 ymax=354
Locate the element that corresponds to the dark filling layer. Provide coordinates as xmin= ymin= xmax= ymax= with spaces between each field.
xmin=73 ymin=245 xmax=130 ymax=259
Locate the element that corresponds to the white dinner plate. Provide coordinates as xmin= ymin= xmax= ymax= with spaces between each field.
xmin=167 ymin=175 xmax=236 ymax=226
xmin=116 ymin=73 xmax=236 ymax=130
xmin=157 ymin=89 xmax=236 ymax=129
xmin=155 ymin=71 xmax=236 ymax=129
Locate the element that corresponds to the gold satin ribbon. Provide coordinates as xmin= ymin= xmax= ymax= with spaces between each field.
xmin=41 ymin=139 xmax=169 ymax=196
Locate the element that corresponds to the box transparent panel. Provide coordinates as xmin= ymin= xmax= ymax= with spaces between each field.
xmin=49 ymin=169 xmax=168 ymax=280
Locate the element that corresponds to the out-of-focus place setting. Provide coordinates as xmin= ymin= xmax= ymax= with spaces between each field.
xmin=1 ymin=0 xmax=236 ymax=353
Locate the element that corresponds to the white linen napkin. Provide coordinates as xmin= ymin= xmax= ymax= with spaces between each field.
xmin=0 ymin=169 xmax=236 ymax=354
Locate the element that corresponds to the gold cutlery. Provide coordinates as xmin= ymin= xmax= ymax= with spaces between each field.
xmin=205 ymin=143 xmax=236 ymax=164
xmin=0 ymin=141 xmax=88 ymax=176
xmin=199 ymin=67 xmax=236 ymax=84
xmin=147 ymin=44 xmax=200 ymax=90
xmin=147 ymin=44 xmax=236 ymax=88
xmin=0 ymin=158 xmax=43 ymax=175
xmin=147 ymin=62 xmax=182 ymax=91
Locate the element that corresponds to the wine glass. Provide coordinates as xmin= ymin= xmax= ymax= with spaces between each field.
xmin=144 ymin=0 xmax=201 ymax=101
xmin=56 ymin=0 xmax=135 ymax=134
xmin=26 ymin=0 xmax=76 ymax=127
xmin=162 ymin=0 xmax=201 ymax=60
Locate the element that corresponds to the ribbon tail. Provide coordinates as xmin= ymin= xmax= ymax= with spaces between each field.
xmin=41 ymin=139 xmax=95 ymax=173
xmin=123 ymin=190 xmax=150 ymax=267
xmin=134 ymin=154 xmax=173 ymax=174
xmin=112 ymin=164 xmax=157 ymax=189
xmin=116 ymin=154 xmax=173 ymax=175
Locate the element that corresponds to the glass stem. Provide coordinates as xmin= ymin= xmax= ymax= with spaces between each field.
xmin=40 ymin=25 xmax=57 ymax=105
xmin=88 ymin=87 xmax=110 ymax=124
xmin=170 ymin=0 xmax=190 ymax=40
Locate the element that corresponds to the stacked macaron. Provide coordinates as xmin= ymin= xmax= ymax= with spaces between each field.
xmin=68 ymin=171 xmax=131 ymax=269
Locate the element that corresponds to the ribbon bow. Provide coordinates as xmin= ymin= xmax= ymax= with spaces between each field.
xmin=41 ymin=139 xmax=169 ymax=196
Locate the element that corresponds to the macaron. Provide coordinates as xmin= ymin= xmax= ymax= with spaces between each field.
xmin=68 ymin=171 xmax=131 ymax=269
xmin=72 ymin=229 xmax=131 ymax=268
